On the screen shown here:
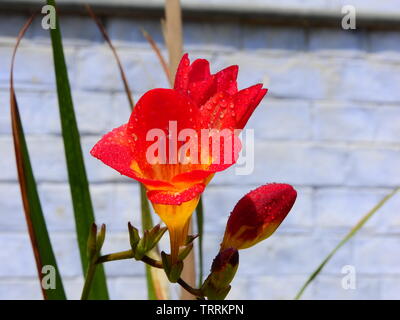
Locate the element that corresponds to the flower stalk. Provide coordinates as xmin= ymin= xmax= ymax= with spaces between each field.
xmin=94 ymin=248 xmax=205 ymax=299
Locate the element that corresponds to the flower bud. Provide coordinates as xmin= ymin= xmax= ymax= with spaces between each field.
xmin=202 ymin=248 xmax=239 ymax=300
xmin=87 ymin=223 xmax=98 ymax=260
xmin=221 ymin=183 xmax=297 ymax=250
xmin=87 ymin=223 xmax=106 ymax=261
xmin=128 ymin=223 xmax=167 ymax=260
xmin=161 ymin=251 xmax=184 ymax=283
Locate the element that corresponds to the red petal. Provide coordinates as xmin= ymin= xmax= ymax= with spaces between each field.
xmin=171 ymin=134 xmax=242 ymax=183
xmin=227 ymin=183 xmax=297 ymax=236
xmin=199 ymin=92 xmax=237 ymax=130
xmin=174 ymin=54 xmax=211 ymax=91
xmin=235 ymin=85 xmax=268 ymax=128
xmin=90 ymin=124 xmax=173 ymax=188
xmin=174 ymin=54 xmax=214 ymax=106
xmin=174 ymin=53 xmax=190 ymax=91
xmin=215 ymin=65 xmax=238 ymax=95
xmin=127 ymin=88 xmax=200 ymax=171
xmin=147 ymin=183 xmax=205 ymax=205
xmin=187 ymin=76 xmax=216 ymax=106
xmin=188 ymin=59 xmax=211 ymax=83
xmin=129 ymin=88 xmax=199 ymax=132
xmin=172 ymin=169 xmax=213 ymax=184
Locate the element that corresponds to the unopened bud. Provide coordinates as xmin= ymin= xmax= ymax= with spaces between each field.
xmin=202 ymin=248 xmax=239 ymax=300
xmin=221 ymin=183 xmax=297 ymax=250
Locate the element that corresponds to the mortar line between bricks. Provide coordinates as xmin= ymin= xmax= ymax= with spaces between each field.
xmin=2 ymin=231 xmax=400 ymax=238
xmin=3 ymin=83 xmax=400 ymax=105
xmin=2 ymin=134 xmax=400 ymax=149
xmin=1 ymin=180 xmax=400 ymax=190
xmin=0 ymin=276 xmax=146 ymax=281
xmin=0 ymin=230 xmax=130 ymax=236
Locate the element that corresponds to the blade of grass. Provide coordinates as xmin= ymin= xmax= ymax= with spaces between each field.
xmin=47 ymin=0 xmax=108 ymax=300
xmin=295 ymin=187 xmax=400 ymax=300
xmin=140 ymin=28 xmax=172 ymax=87
xmin=84 ymin=4 xmax=134 ymax=109
xmin=195 ymin=197 xmax=204 ymax=287
xmin=10 ymin=14 xmax=66 ymax=300
xmin=85 ymin=4 xmax=168 ymax=299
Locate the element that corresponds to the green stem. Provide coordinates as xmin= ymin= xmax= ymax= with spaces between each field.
xmin=96 ymin=250 xmax=205 ymax=299
xmin=80 ymin=258 xmax=98 ymax=300
xmin=177 ymin=278 xmax=204 ymax=299
xmin=96 ymin=250 xmax=134 ymax=264
xmin=196 ymin=197 xmax=204 ymax=287
xmin=141 ymin=255 xmax=163 ymax=269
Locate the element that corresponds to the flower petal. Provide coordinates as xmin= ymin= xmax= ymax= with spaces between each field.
xmin=90 ymin=124 xmax=173 ymax=188
xmin=215 ymin=65 xmax=238 ymax=95
xmin=127 ymin=88 xmax=200 ymax=175
xmin=147 ymin=183 xmax=205 ymax=205
xmin=174 ymin=53 xmax=191 ymax=91
xmin=188 ymin=58 xmax=211 ymax=83
xmin=235 ymin=84 xmax=268 ymax=128
xmin=174 ymin=54 xmax=211 ymax=91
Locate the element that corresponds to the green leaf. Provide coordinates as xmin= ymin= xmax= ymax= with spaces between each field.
xmin=10 ymin=15 xmax=66 ymax=300
xmin=196 ymin=197 xmax=204 ymax=287
xmin=47 ymin=0 xmax=108 ymax=299
xmin=295 ymin=187 xmax=400 ymax=300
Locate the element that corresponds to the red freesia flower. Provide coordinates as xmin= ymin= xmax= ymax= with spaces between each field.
xmin=221 ymin=184 xmax=297 ymax=250
xmin=91 ymin=53 xmax=267 ymax=262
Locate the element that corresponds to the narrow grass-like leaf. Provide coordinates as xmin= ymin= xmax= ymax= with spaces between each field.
xmin=86 ymin=4 xmax=167 ymax=299
xmin=141 ymin=28 xmax=172 ymax=87
xmin=85 ymin=5 xmax=134 ymax=109
xmin=47 ymin=0 xmax=108 ymax=299
xmin=295 ymin=187 xmax=400 ymax=300
xmin=10 ymin=15 xmax=66 ymax=300
xmin=195 ymin=197 xmax=204 ymax=287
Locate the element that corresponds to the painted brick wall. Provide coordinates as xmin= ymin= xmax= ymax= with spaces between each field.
xmin=0 ymin=7 xmax=400 ymax=299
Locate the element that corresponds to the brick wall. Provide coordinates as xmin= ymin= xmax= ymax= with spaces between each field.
xmin=0 ymin=7 xmax=400 ymax=299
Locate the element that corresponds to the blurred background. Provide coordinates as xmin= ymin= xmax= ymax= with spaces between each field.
xmin=1 ymin=0 xmax=400 ymax=299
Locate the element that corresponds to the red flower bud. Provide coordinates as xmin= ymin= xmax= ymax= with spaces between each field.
xmin=221 ymin=183 xmax=297 ymax=250
xmin=202 ymin=248 xmax=239 ymax=300
xmin=211 ymin=248 xmax=239 ymax=275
